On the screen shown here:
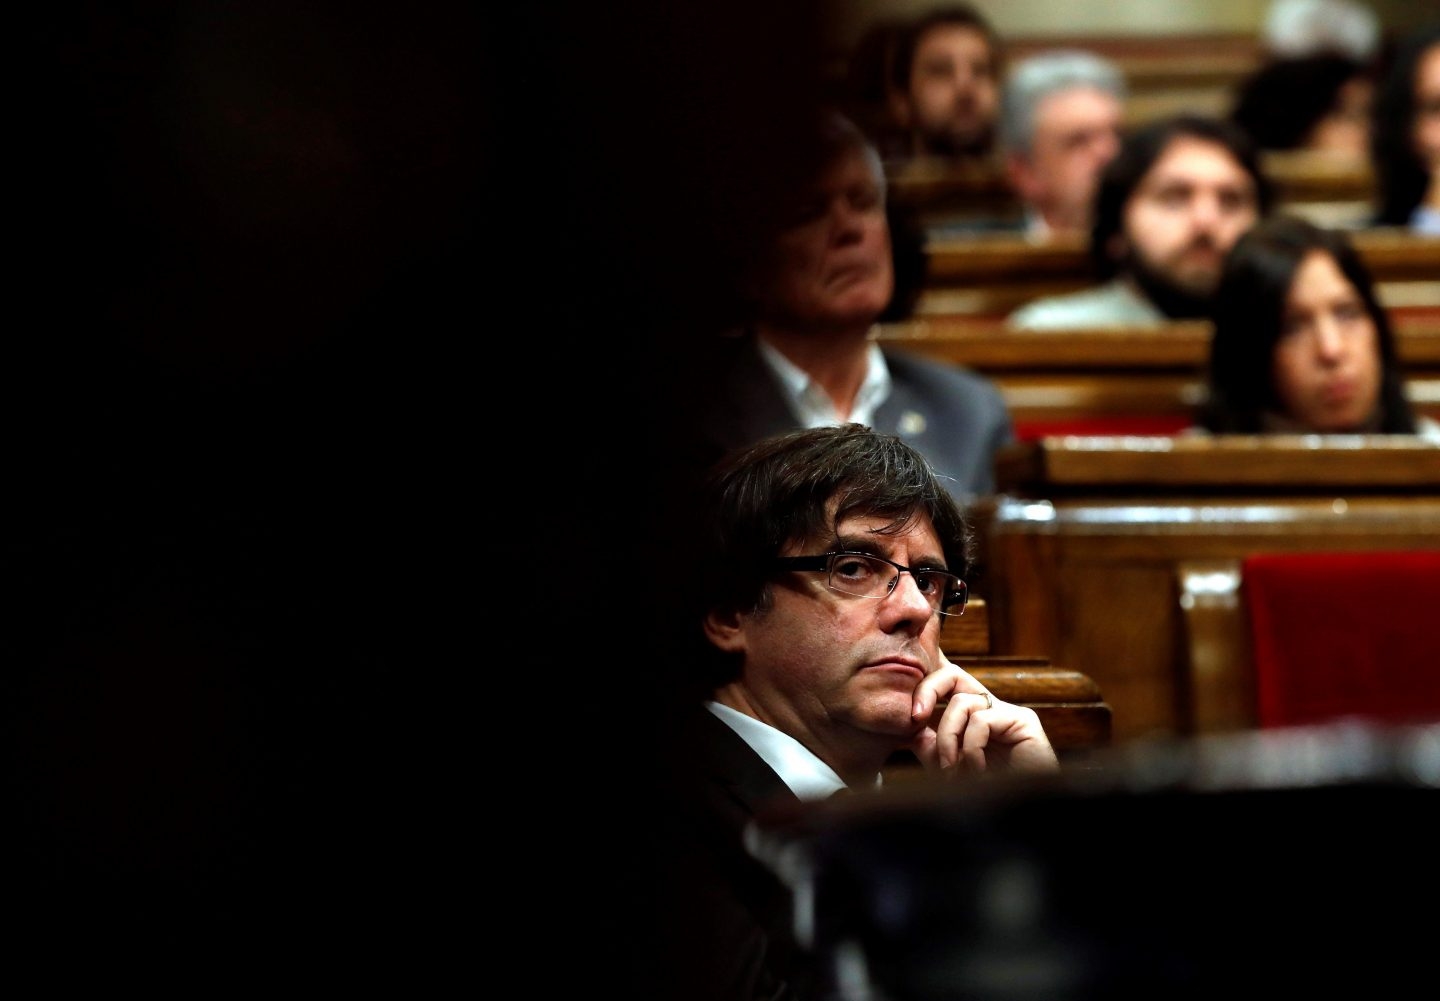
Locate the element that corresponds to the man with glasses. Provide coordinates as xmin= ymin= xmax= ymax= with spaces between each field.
xmin=645 ymin=423 xmax=1056 ymax=1001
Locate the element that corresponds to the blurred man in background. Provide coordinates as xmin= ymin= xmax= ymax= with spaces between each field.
xmin=1000 ymin=48 xmax=1128 ymax=239
xmin=1009 ymin=114 xmax=1272 ymax=329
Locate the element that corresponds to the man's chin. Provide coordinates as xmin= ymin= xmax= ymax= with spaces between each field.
xmin=855 ymin=688 xmax=926 ymax=736
xmin=925 ymin=126 xmax=992 ymax=159
xmin=810 ymin=296 xmax=889 ymax=330
xmin=1172 ymin=274 xmax=1220 ymax=299
xmin=1129 ymin=258 xmax=1220 ymax=319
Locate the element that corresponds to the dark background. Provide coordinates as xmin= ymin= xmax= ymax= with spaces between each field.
xmin=12 ymin=1 xmax=826 ymax=986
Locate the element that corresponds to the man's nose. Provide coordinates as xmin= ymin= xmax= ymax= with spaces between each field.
xmin=882 ymin=571 xmax=936 ymax=622
xmin=1189 ymin=193 xmax=1225 ymax=231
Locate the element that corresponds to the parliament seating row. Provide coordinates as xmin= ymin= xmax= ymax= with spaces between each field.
xmin=835 ymin=29 xmax=1264 ymax=161
xmin=875 ymin=312 xmax=1440 ymax=437
xmin=897 ymin=148 xmax=1380 ymax=227
xmin=971 ymin=435 xmax=1440 ymax=745
xmin=888 ymin=149 xmax=1380 ymax=236
xmin=909 ymin=228 xmax=1440 ymax=318
xmin=1178 ymin=549 xmax=1440 ymax=733
xmin=1006 ymin=31 xmax=1261 ymax=125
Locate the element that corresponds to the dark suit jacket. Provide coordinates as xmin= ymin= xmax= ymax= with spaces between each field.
xmin=644 ymin=708 xmax=819 ymax=1001
xmin=691 ymin=333 xmax=1014 ymax=502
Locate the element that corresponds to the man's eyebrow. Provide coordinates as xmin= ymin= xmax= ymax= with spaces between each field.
xmin=832 ymin=534 xmax=949 ymax=569
xmin=829 ymin=534 xmax=877 ymax=554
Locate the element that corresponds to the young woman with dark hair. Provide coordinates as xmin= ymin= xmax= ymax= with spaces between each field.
xmin=1196 ymin=215 xmax=1438 ymax=438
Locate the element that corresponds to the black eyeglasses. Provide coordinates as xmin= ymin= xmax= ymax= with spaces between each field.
xmin=772 ymin=551 xmax=968 ymax=617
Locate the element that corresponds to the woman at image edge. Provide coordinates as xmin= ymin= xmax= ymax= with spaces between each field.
xmin=1194 ymin=214 xmax=1440 ymax=440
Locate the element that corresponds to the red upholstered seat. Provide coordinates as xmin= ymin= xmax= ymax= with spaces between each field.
xmin=1243 ymin=550 xmax=1440 ymax=728
xmin=1012 ymin=416 xmax=1191 ymax=441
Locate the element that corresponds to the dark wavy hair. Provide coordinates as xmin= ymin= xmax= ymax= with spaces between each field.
xmin=1197 ymin=215 xmax=1417 ymax=433
xmin=1090 ymin=114 xmax=1274 ymax=280
xmin=1229 ymin=54 xmax=1372 ymax=151
xmin=691 ymin=423 xmax=973 ymax=691
xmin=1370 ymin=21 xmax=1440 ymax=226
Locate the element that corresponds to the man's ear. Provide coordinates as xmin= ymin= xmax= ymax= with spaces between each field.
xmin=703 ymin=607 xmax=747 ymax=653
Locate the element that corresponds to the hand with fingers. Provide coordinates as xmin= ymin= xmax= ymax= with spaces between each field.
xmin=907 ymin=652 xmax=1059 ymax=774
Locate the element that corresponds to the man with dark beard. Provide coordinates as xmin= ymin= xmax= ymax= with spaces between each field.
xmin=879 ymin=4 xmax=1003 ymax=164
xmin=1008 ymin=114 xmax=1272 ymax=329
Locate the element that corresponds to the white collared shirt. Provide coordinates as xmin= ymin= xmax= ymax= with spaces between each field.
xmin=755 ymin=336 xmax=892 ymax=429
xmin=706 ymin=701 xmax=880 ymax=800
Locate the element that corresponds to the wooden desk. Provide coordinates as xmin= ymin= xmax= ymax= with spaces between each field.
xmin=912 ymin=229 xmax=1440 ymax=318
xmin=994 ymin=433 xmax=1440 ymax=493
xmin=888 ymin=146 xmax=1383 ymax=239
xmin=874 ymin=316 xmax=1440 ymax=431
xmin=935 ymin=598 xmax=1114 ymax=758
xmin=977 ymin=436 xmax=1440 ymax=745
xmin=839 ymin=30 xmax=1261 ymax=126
xmin=967 ymin=659 xmax=1112 ymax=754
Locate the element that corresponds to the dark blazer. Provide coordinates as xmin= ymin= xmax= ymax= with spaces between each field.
xmin=645 ymin=708 xmax=819 ymax=1001
xmin=692 ymin=333 xmax=1014 ymax=502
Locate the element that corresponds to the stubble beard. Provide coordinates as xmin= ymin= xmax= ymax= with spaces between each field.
xmin=1124 ymin=243 xmax=1223 ymax=320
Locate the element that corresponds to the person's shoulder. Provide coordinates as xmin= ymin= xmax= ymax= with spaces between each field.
xmin=882 ymin=347 xmax=1006 ymax=400
xmin=1006 ymin=280 xmax=1162 ymax=330
xmin=1414 ymin=414 xmax=1440 ymax=444
xmin=671 ymin=329 xmax=763 ymax=391
xmin=1005 ymin=285 xmax=1119 ymax=329
xmin=1409 ymin=205 xmax=1440 ymax=236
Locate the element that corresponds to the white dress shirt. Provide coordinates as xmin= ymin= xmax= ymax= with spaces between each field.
xmin=755 ymin=336 xmax=892 ymax=429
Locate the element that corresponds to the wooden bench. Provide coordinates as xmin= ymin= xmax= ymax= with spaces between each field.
xmin=912 ymin=228 xmax=1440 ymax=318
xmin=874 ymin=313 xmax=1440 ymax=434
xmin=1259 ymin=151 xmax=1378 ymax=229
xmin=834 ymin=29 xmax=1264 ymax=134
xmin=976 ymin=435 xmax=1440 ymax=745
xmin=888 ymin=148 xmax=1381 ymax=236
xmin=1006 ymin=31 xmax=1262 ymax=124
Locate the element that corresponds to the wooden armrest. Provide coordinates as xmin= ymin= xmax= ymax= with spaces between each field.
xmin=920 ymin=657 xmax=1114 ymax=758
xmin=938 ymin=597 xmax=989 ymax=656
xmin=967 ymin=663 xmax=1103 ymax=704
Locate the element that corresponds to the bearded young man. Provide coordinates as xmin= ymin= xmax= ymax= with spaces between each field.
xmin=1008 ymin=114 xmax=1273 ymax=330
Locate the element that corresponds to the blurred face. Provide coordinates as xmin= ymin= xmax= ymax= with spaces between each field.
xmin=903 ymin=24 xmax=999 ymax=156
xmin=757 ymin=144 xmax=894 ymax=332
xmin=1304 ymin=75 xmax=1373 ymax=158
xmin=719 ymin=512 xmax=952 ymax=754
xmin=1272 ymin=250 xmax=1382 ymax=431
xmin=1415 ymin=43 xmax=1440 ymax=170
xmin=1120 ymin=135 xmax=1260 ymax=298
xmin=1011 ymin=85 xmax=1124 ymax=233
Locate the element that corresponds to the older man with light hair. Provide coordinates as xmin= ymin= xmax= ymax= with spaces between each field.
xmin=999 ymin=49 xmax=1127 ymax=239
